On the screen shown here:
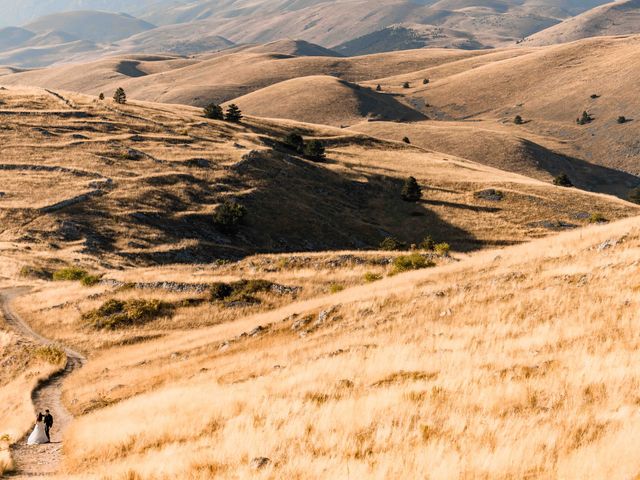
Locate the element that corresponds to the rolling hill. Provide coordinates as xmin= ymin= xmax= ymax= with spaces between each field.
xmin=523 ymin=0 xmax=640 ymax=46
xmin=226 ymin=75 xmax=425 ymax=126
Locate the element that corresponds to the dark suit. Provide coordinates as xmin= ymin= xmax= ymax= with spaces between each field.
xmin=44 ymin=414 xmax=53 ymax=441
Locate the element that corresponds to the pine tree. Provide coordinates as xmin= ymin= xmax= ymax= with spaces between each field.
xmin=113 ymin=87 xmax=127 ymax=105
xmin=402 ymin=81 xmax=410 ymax=89
xmin=553 ymin=173 xmax=573 ymax=187
xmin=401 ymin=176 xmax=422 ymax=202
xmin=402 ymin=137 xmax=411 ymax=144
xmin=98 ymin=92 xmax=105 ymax=101
xmin=284 ymin=132 xmax=305 ymax=153
xmin=225 ymin=104 xmax=243 ymax=123
xmin=304 ymin=140 xmax=326 ymax=161
xmin=204 ymin=103 xmax=224 ymax=120
xmin=376 ymin=84 xmax=382 ymax=91
xmin=514 ymin=115 xmax=524 ymax=125
xmin=423 ymin=78 xmax=430 ymax=85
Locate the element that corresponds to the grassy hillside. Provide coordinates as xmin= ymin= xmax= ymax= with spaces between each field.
xmin=1 ymin=87 xmax=634 ymax=269
xmin=371 ymin=35 xmax=640 ymax=177
xmin=524 ymin=0 xmax=640 ymax=46
xmin=226 ymin=75 xmax=425 ymax=126
xmin=7 ymin=210 xmax=640 ymax=479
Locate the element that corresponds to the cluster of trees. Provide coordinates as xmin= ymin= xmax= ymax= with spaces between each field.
xmin=204 ymin=103 xmax=243 ymax=123
xmin=283 ymin=132 xmax=326 ymax=161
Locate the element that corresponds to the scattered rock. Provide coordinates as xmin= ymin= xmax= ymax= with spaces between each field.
xmin=291 ymin=315 xmax=314 ymax=331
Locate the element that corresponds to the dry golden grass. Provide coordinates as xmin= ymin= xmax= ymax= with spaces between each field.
xmin=14 ymin=215 xmax=634 ymax=479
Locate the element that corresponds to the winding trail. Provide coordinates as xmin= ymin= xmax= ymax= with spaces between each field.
xmin=0 ymin=288 xmax=84 ymax=478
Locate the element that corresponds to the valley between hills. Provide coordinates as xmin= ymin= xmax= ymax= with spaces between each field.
xmin=1 ymin=3 xmax=640 ymax=478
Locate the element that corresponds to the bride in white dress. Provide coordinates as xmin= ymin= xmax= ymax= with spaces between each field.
xmin=27 ymin=413 xmax=49 ymax=445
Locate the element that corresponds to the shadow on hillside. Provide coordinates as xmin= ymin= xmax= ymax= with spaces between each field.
xmin=421 ymin=199 xmax=501 ymax=213
xmin=64 ymin=150 xmax=482 ymax=265
xmin=522 ymin=139 xmax=640 ymax=197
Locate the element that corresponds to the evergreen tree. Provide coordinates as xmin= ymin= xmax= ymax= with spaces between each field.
xmin=401 ymin=176 xmax=422 ymax=202
xmin=402 ymin=81 xmax=410 ymax=89
xmin=402 ymin=137 xmax=411 ymax=144
xmin=514 ymin=115 xmax=524 ymax=125
xmin=376 ymin=84 xmax=382 ymax=92
xmin=204 ymin=103 xmax=224 ymax=120
xmin=225 ymin=104 xmax=243 ymax=123
xmin=98 ymin=92 xmax=105 ymax=101
xmin=423 ymin=78 xmax=430 ymax=85
xmin=304 ymin=139 xmax=326 ymax=161
xmin=284 ymin=132 xmax=305 ymax=153
xmin=113 ymin=87 xmax=127 ymax=105
xmin=553 ymin=173 xmax=573 ymax=187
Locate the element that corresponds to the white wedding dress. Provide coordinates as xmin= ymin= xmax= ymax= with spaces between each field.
xmin=27 ymin=420 xmax=49 ymax=445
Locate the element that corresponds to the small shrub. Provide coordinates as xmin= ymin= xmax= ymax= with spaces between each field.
xmin=113 ymin=87 xmax=127 ymax=105
xmin=588 ymin=213 xmax=608 ymax=224
xmin=364 ymin=272 xmax=383 ymax=283
xmin=83 ymin=299 xmax=173 ymax=330
xmin=391 ymin=253 xmax=435 ymax=275
xmin=329 ymin=283 xmax=345 ymax=294
xmin=209 ymin=279 xmax=276 ymax=304
xmin=210 ymin=282 xmax=234 ymax=301
xmin=553 ymin=173 xmax=573 ymax=187
xmin=284 ymin=132 xmax=305 ymax=153
xmin=32 ymin=345 xmax=66 ymax=365
xmin=304 ymin=139 xmax=326 ymax=161
xmin=80 ymin=274 xmax=102 ymax=287
xmin=379 ymin=236 xmax=407 ymax=251
xmin=434 ymin=243 xmax=451 ymax=257
xmin=402 ymin=81 xmax=410 ymax=89
xmin=53 ymin=266 xmax=88 ymax=281
xmin=576 ymin=111 xmax=593 ymax=125
xmin=617 ymin=116 xmax=628 ymax=124
xmin=402 ymin=137 xmax=411 ymax=144
xmin=19 ymin=265 xmax=52 ymax=280
xmin=213 ymin=200 xmax=247 ymax=234
xmin=204 ymin=103 xmax=224 ymax=120
xmin=590 ymin=94 xmax=600 ymax=99
xmin=423 ymin=78 xmax=430 ymax=85
xmin=98 ymin=92 xmax=105 ymax=101
xmin=514 ymin=115 xmax=524 ymax=125
xmin=376 ymin=84 xmax=382 ymax=91
xmin=225 ymin=104 xmax=243 ymax=123
xmin=401 ymin=176 xmax=422 ymax=202
xmin=419 ymin=236 xmax=435 ymax=251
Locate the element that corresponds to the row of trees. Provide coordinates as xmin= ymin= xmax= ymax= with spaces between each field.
xmin=204 ymin=103 xmax=243 ymax=123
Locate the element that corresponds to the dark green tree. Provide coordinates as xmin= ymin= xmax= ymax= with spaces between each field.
xmin=423 ymin=78 xmax=430 ymax=85
xmin=225 ymin=104 xmax=243 ymax=123
xmin=376 ymin=84 xmax=382 ymax=91
xmin=401 ymin=176 xmax=422 ymax=202
xmin=514 ymin=115 xmax=524 ymax=125
xmin=204 ymin=103 xmax=224 ymax=120
xmin=618 ymin=116 xmax=628 ymax=124
xmin=402 ymin=81 xmax=410 ymax=89
xmin=98 ymin=92 xmax=105 ymax=101
xmin=402 ymin=137 xmax=411 ymax=144
xmin=213 ymin=200 xmax=247 ymax=234
xmin=284 ymin=132 xmax=305 ymax=153
xmin=576 ymin=111 xmax=593 ymax=125
xmin=304 ymin=139 xmax=326 ymax=161
xmin=553 ymin=173 xmax=573 ymax=187
xmin=113 ymin=87 xmax=127 ymax=104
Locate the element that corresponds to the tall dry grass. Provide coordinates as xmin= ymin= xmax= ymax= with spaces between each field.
xmin=49 ymin=218 xmax=640 ymax=479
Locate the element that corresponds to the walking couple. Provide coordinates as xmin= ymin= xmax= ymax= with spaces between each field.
xmin=27 ymin=409 xmax=54 ymax=445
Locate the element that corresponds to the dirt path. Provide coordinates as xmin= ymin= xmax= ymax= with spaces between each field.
xmin=0 ymin=288 xmax=85 ymax=479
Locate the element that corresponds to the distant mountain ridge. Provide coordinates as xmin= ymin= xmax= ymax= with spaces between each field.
xmin=0 ymin=0 xmax=634 ymax=69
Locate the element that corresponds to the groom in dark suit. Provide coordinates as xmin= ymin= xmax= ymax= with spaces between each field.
xmin=44 ymin=409 xmax=54 ymax=441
